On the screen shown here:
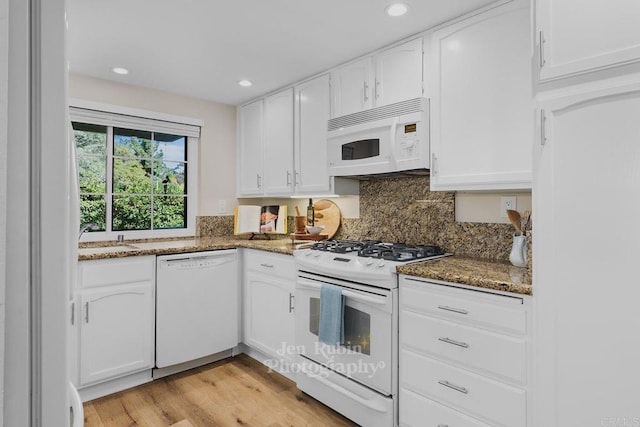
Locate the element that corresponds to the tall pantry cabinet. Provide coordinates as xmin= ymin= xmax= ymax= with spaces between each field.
xmin=533 ymin=1 xmax=640 ymax=425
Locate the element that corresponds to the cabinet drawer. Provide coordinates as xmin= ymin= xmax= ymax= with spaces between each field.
xmin=400 ymin=387 xmax=491 ymax=427
xmin=401 ymin=277 xmax=526 ymax=335
xmin=79 ymin=256 xmax=155 ymax=289
xmin=400 ymin=349 xmax=526 ymax=427
xmin=401 ymin=310 xmax=526 ymax=383
xmin=244 ymin=249 xmax=294 ymax=279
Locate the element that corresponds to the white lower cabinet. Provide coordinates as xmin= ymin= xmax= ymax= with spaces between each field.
xmin=75 ymin=256 xmax=155 ymax=391
xmin=79 ymin=283 xmax=154 ymax=385
xmin=399 ymin=275 xmax=531 ymax=427
xmin=242 ymin=250 xmax=295 ymax=365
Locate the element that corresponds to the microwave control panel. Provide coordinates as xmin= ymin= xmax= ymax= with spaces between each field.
xmin=396 ymin=122 xmax=421 ymax=159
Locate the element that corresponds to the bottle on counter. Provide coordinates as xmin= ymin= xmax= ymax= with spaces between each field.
xmin=306 ymin=198 xmax=315 ymax=226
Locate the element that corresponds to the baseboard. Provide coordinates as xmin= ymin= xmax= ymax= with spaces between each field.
xmin=79 ymin=370 xmax=152 ymax=402
xmin=239 ymin=343 xmax=299 ymax=383
xmin=152 ymin=349 xmax=235 ymax=380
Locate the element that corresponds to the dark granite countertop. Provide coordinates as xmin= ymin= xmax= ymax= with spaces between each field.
xmin=396 ymin=256 xmax=532 ymax=295
xmin=78 ymin=236 xmax=300 ymax=260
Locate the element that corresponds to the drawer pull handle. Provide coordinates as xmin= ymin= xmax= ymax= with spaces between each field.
xmin=437 ymin=305 xmax=468 ymax=315
xmin=438 ymin=337 xmax=469 ymax=348
xmin=260 ymin=263 xmax=274 ymax=268
xmin=438 ymin=425 xmax=449 ymax=427
xmin=438 ymin=380 xmax=468 ymax=394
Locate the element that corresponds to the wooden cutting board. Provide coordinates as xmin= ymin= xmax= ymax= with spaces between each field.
xmin=312 ymin=199 xmax=341 ymax=239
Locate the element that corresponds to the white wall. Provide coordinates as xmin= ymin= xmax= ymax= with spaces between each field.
xmin=0 ymin=0 xmax=8 ymax=422
xmin=69 ymin=74 xmax=237 ymax=216
xmin=456 ymin=192 xmax=532 ymax=223
xmin=4 ymin=0 xmax=30 ymax=423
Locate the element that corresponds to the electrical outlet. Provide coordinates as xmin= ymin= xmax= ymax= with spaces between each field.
xmin=500 ymin=197 xmax=517 ymax=218
xmin=218 ymin=199 xmax=227 ymax=214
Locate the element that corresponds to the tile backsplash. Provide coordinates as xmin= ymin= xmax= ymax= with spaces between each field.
xmin=198 ymin=175 xmax=526 ymax=261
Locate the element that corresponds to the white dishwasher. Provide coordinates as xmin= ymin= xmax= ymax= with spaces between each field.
xmin=156 ymin=250 xmax=238 ymax=368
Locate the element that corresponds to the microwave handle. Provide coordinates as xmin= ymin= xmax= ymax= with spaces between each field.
xmin=389 ymin=117 xmax=398 ymax=168
xmin=297 ymin=279 xmax=388 ymax=306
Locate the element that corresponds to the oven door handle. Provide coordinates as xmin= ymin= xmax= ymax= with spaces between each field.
xmin=297 ymin=280 xmax=388 ymax=306
xmin=301 ymin=369 xmax=388 ymax=413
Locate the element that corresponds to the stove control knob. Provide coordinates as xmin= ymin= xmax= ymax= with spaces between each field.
xmin=365 ymin=259 xmax=374 ymax=266
xmin=305 ymin=251 xmax=312 ymax=257
xmin=377 ymin=260 xmax=386 ymax=268
xmin=313 ymin=252 xmax=321 ymax=258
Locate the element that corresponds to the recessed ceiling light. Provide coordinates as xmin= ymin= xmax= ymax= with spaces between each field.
xmin=238 ymin=80 xmax=253 ymax=87
xmin=112 ymin=67 xmax=129 ymax=75
xmin=385 ymin=3 xmax=408 ymax=17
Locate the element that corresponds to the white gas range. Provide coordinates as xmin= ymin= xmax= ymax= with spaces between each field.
xmin=293 ymin=240 xmax=449 ymax=427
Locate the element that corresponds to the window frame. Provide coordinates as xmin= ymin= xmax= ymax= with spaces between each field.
xmin=70 ymin=101 xmax=201 ymax=242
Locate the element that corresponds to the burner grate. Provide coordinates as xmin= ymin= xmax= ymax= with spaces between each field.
xmin=310 ymin=240 xmax=445 ymax=262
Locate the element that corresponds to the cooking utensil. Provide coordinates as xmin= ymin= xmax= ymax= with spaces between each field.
xmin=295 ymin=206 xmax=302 ymax=216
xmin=506 ymin=209 xmax=522 ymax=235
xmin=522 ymin=210 xmax=531 ymax=233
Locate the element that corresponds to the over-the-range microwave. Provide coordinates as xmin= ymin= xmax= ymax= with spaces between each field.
xmin=327 ymin=97 xmax=429 ymax=177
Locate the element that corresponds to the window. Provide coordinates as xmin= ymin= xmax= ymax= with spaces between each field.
xmin=71 ymin=106 xmax=200 ymax=240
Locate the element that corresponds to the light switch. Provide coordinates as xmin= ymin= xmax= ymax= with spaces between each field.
xmin=218 ymin=199 xmax=227 ymax=214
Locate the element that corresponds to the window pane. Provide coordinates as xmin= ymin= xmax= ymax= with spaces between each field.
xmin=78 ymin=156 xmax=106 ymax=193
xmin=113 ymin=158 xmax=152 ymax=193
xmin=79 ymin=194 xmax=106 ymax=231
xmin=114 ymin=128 xmax=154 ymax=158
xmin=73 ymin=122 xmax=106 ymax=155
xmin=154 ymin=133 xmax=186 ymax=161
xmin=153 ymin=196 xmax=186 ymax=229
xmin=153 ymin=161 xmax=185 ymax=195
xmin=112 ymin=196 xmax=152 ymax=231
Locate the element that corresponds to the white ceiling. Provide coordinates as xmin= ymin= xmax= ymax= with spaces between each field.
xmin=67 ymin=0 xmax=496 ymax=106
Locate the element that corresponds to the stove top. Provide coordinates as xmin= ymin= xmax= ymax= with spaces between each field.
xmin=309 ymin=240 xmax=446 ymax=262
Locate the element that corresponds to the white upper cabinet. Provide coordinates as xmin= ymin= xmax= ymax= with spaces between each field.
xmin=375 ymin=37 xmax=423 ymax=107
xmin=429 ymin=0 xmax=532 ymax=191
xmin=237 ymin=78 xmax=358 ymax=197
xmin=237 ymin=100 xmax=264 ymax=196
xmin=331 ymin=57 xmax=374 ymax=117
xmin=263 ymin=88 xmax=294 ymax=195
xmin=537 ymin=0 xmax=640 ymax=81
xmin=331 ymin=38 xmax=423 ymax=118
xmin=294 ymin=74 xmax=332 ymax=194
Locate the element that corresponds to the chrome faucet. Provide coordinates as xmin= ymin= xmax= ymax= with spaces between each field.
xmin=78 ymin=223 xmax=99 ymax=240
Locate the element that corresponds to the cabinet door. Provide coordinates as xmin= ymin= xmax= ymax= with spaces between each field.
xmin=295 ymin=74 xmax=331 ymax=194
xmin=264 ymin=88 xmax=294 ymax=195
xmin=79 ymin=283 xmax=154 ymax=386
xmin=243 ymin=271 xmax=295 ymax=362
xmin=534 ymin=79 xmax=640 ymax=426
xmin=537 ymin=0 xmax=640 ymax=81
xmin=238 ymin=99 xmax=264 ymax=196
xmin=430 ymin=0 xmax=532 ymax=191
xmin=331 ymin=57 xmax=374 ymax=117
xmin=375 ymin=38 xmax=423 ymax=107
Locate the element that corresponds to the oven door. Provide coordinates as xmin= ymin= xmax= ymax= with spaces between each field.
xmin=295 ymin=274 xmax=394 ymax=395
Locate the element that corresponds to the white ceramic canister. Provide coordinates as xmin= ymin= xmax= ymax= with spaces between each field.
xmin=509 ymin=233 xmax=527 ymax=267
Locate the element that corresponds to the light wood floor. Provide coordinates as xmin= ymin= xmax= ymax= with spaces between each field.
xmin=84 ymin=354 xmax=359 ymax=427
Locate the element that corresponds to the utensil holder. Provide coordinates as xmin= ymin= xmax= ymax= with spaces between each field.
xmin=509 ymin=233 xmax=527 ymax=268
xmin=294 ymin=216 xmax=307 ymax=234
